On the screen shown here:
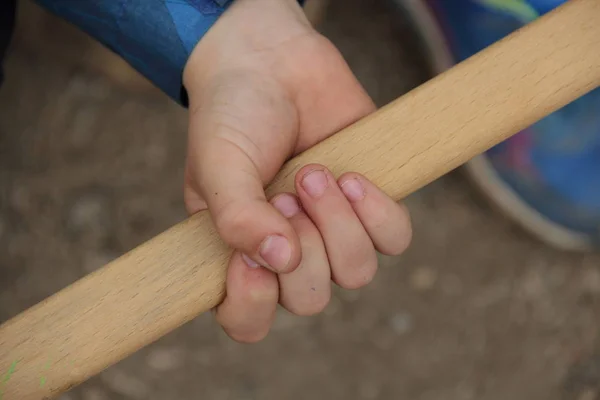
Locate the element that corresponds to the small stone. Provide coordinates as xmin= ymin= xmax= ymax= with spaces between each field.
xmin=146 ymin=347 xmax=185 ymax=371
xmin=100 ymin=369 xmax=149 ymax=399
xmin=82 ymin=387 xmax=109 ymax=400
xmin=389 ymin=312 xmax=413 ymax=335
xmin=410 ymin=267 xmax=437 ymax=291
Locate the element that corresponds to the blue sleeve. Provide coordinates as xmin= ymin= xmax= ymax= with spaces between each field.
xmin=32 ymin=0 xmax=239 ymax=106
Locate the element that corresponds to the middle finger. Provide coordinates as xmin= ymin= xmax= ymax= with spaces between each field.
xmin=295 ymin=164 xmax=378 ymax=289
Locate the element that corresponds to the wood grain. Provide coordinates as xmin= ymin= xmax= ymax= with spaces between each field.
xmin=1 ymin=0 xmax=599 ymax=398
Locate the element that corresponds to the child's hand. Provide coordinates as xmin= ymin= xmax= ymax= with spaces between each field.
xmin=182 ymin=0 xmax=412 ymax=342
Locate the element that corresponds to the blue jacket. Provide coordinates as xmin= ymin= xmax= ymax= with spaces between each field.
xmin=0 ymin=0 xmax=302 ymax=106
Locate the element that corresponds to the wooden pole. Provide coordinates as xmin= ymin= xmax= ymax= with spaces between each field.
xmin=1 ymin=0 xmax=599 ymax=398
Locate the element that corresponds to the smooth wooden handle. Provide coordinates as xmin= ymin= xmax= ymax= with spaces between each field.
xmin=2 ymin=1 xmax=600 ymax=399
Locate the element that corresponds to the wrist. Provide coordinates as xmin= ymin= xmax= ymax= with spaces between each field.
xmin=183 ymin=0 xmax=315 ymax=102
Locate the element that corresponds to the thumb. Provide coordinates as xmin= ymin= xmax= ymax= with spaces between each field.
xmin=184 ymin=76 xmax=302 ymax=274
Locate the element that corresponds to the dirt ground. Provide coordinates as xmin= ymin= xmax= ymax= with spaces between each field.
xmin=2 ymin=1 xmax=600 ymax=399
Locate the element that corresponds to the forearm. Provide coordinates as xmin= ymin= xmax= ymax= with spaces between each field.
xmin=34 ymin=0 xmax=234 ymax=105
xmin=34 ymin=0 xmax=307 ymax=106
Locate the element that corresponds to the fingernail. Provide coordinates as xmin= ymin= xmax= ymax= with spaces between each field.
xmin=301 ymin=169 xmax=328 ymax=198
xmin=341 ymin=178 xmax=366 ymax=202
xmin=242 ymin=253 xmax=260 ymax=269
xmin=272 ymin=194 xmax=300 ymax=218
xmin=259 ymin=235 xmax=291 ymax=272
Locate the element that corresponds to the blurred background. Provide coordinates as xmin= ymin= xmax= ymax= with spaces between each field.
xmin=1 ymin=0 xmax=600 ymax=399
